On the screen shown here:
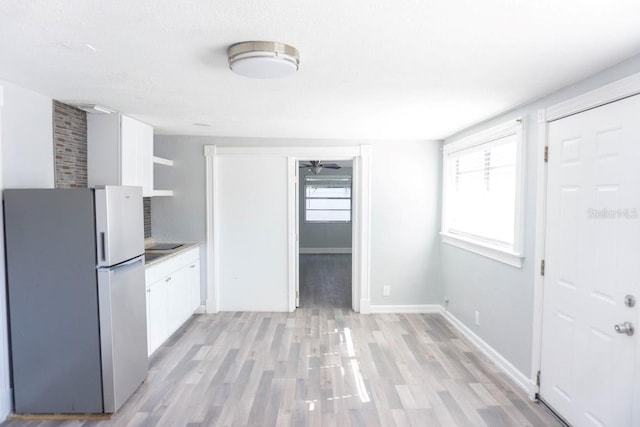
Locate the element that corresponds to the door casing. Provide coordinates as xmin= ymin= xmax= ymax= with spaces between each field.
xmin=293 ymin=158 xmax=356 ymax=310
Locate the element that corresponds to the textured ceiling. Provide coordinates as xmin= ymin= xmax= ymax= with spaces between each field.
xmin=0 ymin=0 xmax=639 ymax=140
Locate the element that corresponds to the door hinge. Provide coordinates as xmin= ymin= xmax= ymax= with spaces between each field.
xmin=544 ymin=146 xmax=549 ymax=163
xmin=540 ymin=259 xmax=545 ymax=276
xmin=536 ymin=370 xmax=541 ymax=386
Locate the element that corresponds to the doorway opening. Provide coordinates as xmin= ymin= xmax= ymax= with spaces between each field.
xmin=297 ymin=160 xmax=353 ymax=309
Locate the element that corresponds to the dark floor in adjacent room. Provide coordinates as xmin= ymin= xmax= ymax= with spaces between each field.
xmin=299 ymin=254 xmax=352 ymax=309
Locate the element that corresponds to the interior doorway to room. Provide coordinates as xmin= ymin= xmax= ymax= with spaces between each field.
xmin=297 ymin=160 xmax=353 ymax=309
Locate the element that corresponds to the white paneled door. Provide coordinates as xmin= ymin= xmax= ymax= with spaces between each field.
xmin=541 ymin=95 xmax=640 ymax=426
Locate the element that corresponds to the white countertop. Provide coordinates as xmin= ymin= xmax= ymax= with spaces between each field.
xmin=144 ymin=242 xmax=198 ymax=267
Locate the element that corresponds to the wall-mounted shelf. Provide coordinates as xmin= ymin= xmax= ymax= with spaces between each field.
xmin=151 ymin=189 xmax=174 ymax=197
xmin=151 ymin=155 xmax=174 ymax=196
xmin=153 ymin=156 xmax=174 ymax=167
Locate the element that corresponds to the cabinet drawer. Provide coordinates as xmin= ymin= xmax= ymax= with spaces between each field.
xmin=179 ymin=247 xmax=199 ymax=265
xmin=145 ymin=257 xmax=179 ymax=285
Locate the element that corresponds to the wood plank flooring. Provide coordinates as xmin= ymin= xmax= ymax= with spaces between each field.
xmin=0 ymin=309 xmax=562 ymax=426
xmin=299 ymin=255 xmax=351 ymax=309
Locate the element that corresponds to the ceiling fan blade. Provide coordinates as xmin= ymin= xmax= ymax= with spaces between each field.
xmin=322 ymin=164 xmax=341 ymax=169
xmin=299 ymin=163 xmax=312 ymax=168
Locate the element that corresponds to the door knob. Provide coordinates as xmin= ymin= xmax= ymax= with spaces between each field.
xmin=614 ymin=322 xmax=634 ymax=336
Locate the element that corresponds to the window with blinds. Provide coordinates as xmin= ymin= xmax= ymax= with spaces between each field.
xmin=442 ymin=119 xmax=524 ymax=266
xmin=304 ymin=175 xmax=352 ymax=222
xmin=448 ymin=135 xmax=516 ymax=244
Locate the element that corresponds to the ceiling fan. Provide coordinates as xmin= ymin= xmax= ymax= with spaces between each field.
xmin=299 ymin=160 xmax=341 ymax=175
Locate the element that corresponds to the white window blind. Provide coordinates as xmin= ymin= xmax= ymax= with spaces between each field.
xmin=442 ymin=119 xmax=524 ymax=267
xmin=305 ymin=175 xmax=352 ymax=222
xmin=448 ymin=135 xmax=516 ymax=244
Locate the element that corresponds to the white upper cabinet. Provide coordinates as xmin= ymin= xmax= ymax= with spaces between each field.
xmin=88 ymin=113 xmax=154 ymax=196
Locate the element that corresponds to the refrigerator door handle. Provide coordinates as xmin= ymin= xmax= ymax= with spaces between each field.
xmin=100 ymin=232 xmax=106 ymax=262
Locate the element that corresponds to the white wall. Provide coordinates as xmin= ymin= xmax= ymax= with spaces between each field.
xmin=153 ymin=136 xmax=443 ymax=310
xmin=440 ymin=54 xmax=640 ymax=377
xmin=0 ymin=80 xmax=54 ymax=188
xmin=0 ymin=81 xmax=54 ymax=419
xmin=370 ymin=141 xmax=442 ymax=306
xmin=299 ymin=166 xmax=353 ymax=251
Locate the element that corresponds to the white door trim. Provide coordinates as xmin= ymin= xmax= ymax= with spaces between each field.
xmin=203 ymin=145 xmax=372 ymax=314
xmin=204 ymin=145 xmax=219 ymax=313
xmin=287 ymin=157 xmax=299 ymax=310
xmin=545 ymin=72 xmax=640 ymax=122
xmin=531 ymin=71 xmax=640 ymax=400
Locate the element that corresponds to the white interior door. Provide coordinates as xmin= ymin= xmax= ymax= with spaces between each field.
xmin=541 ymin=94 xmax=640 ymax=426
xmin=217 ymin=155 xmax=290 ymax=311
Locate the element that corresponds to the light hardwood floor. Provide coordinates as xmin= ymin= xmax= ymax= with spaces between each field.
xmin=0 ymin=255 xmax=562 ymax=426
xmin=0 ymin=310 xmax=562 ymax=426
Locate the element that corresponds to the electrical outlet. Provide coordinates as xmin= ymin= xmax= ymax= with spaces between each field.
xmin=383 ymin=286 xmax=390 ymax=296
xmin=475 ymin=310 xmax=480 ymax=326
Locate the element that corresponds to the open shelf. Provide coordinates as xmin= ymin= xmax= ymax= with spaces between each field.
xmin=151 ymin=189 xmax=174 ymax=197
xmin=153 ymin=156 xmax=174 ymax=167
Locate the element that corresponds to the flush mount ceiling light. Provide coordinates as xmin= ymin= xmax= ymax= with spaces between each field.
xmin=228 ymin=41 xmax=300 ymax=79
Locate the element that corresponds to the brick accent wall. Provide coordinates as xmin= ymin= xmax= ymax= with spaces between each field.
xmin=53 ymin=101 xmax=87 ymax=188
xmin=143 ymin=197 xmax=152 ymax=238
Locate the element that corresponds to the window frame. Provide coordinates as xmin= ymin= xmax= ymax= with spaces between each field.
xmin=304 ymin=174 xmax=352 ymax=224
xmin=441 ymin=118 xmax=525 ymax=268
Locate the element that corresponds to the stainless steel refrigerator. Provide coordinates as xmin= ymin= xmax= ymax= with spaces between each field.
xmin=3 ymin=186 xmax=148 ymax=414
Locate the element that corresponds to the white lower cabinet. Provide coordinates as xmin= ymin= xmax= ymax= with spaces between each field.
xmin=187 ymin=259 xmax=201 ymax=313
xmin=146 ymin=278 xmax=168 ymax=357
xmin=145 ymin=247 xmax=201 ymax=356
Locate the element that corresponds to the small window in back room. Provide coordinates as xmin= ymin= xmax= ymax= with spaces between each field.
xmin=304 ymin=175 xmax=352 ymax=223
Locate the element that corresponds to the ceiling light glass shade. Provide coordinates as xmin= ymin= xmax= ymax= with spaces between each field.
xmin=228 ymin=41 xmax=300 ymax=79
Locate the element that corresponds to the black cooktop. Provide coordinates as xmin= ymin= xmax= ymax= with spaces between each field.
xmin=147 ymin=243 xmax=183 ymax=251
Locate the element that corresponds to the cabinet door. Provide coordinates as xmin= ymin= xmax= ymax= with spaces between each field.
xmin=146 ymin=279 xmax=168 ymax=356
xmin=187 ymin=260 xmax=201 ymax=313
xmin=120 ymin=115 xmax=146 ymax=188
xmin=173 ymin=266 xmax=193 ymax=328
xmin=141 ymin=126 xmax=154 ymax=197
xmin=166 ymin=272 xmax=187 ymax=336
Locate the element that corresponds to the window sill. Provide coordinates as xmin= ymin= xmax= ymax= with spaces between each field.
xmin=440 ymin=232 xmax=523 ymax=268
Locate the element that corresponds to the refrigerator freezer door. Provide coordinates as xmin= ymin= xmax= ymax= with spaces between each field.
xmin=95 ymin=186 xmax=144 ymax=267
xmin=98 ymin=256 xmax=148 ymax=413
xmin=4 ymin=189 xmax=104 ymax=413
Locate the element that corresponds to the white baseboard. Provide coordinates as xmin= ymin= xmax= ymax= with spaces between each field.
xmin=299 ymin=248 xmax=352 ymax=254
xmin=441 ymin=309 xmax=537 ymax=397
xmin=359 ymin=298 xmax=370 ymax=314
xmin=369 ymin=304 xmax=443 ymax=314
xmin=194 ymin=305 xmax=207 ymax=314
